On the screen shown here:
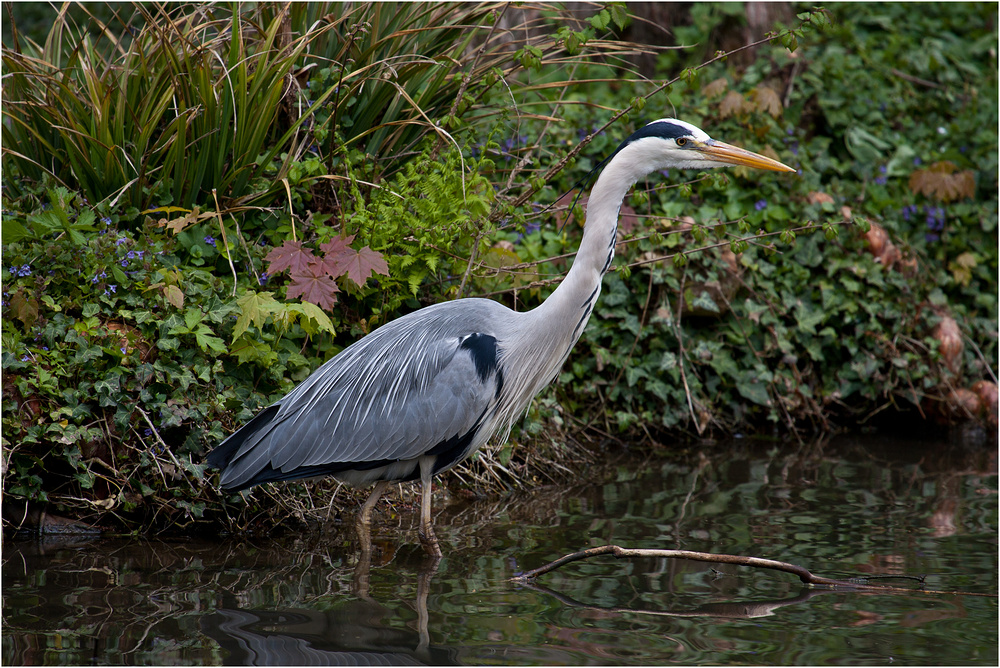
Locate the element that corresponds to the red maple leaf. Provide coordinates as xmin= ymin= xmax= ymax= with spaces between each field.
xmin=317 ymin=236 xmax=355 ymax=279
xmin=344 ymin=246 xmax=390 ymax=285
xmin=319 ymin=235 xmax=356 ymax=257
xmin=265 ymin=240 xmax=316 ymax=275
xmin=319 ymin=236 xmax=389 ymax=286
xmin=286 ymin=260 xmax=341 ymax=310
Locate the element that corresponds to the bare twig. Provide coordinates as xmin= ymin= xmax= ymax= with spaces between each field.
xmin=510 ymin=544 xmax=998 ymax=598
xmin=472 ymin=220 xmax=852 ymax=299
xmin=890 ymin=67 xmax=946 ymax=90
xmin=135 ymin=405 xmax=197 ymax=491
xmin=663 ymin=275 xmax=703 ymax=434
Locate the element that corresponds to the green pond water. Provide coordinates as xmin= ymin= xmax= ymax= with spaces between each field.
xmin=3 ymin=435 xmax=997 ymax=665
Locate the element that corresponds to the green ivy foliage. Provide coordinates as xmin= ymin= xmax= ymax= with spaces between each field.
xmin=1 ymin=2 xmax=995 ymax=533
xmin=341 ymin=141 xmax=497 ymax=316
xmin=484 ymin=2 xmax=997 ymax=438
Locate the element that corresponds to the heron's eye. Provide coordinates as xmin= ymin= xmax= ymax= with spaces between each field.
xmin=676 ymin=137 xmax=689 ymax=147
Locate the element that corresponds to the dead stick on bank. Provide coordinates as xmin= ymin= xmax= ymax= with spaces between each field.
xmin=510 ymin=544 xmax=997 ymax=597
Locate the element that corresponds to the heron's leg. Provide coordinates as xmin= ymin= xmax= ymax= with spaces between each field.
xmin=356 ymin=480 xmax=390 ymax=557
xmin=359 ymin=480 xmax=391 ymax=526
xmin=417 ymin=457 xmax=442 ymax=558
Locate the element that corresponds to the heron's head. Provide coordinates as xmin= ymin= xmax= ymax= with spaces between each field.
xmin=614 ymin=118 xmax=795 ymax=173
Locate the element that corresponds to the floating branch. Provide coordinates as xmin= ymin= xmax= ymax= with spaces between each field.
xmin=510 ymin=544 xmax=997 ymax=598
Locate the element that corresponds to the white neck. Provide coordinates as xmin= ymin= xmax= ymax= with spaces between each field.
xmin=533 ymin=153 xmax=647 ymax=334
xmin=491 ymin=141 xmax=665 ymax=433
xmin=499 ymin=153 xmax=646 ymax=412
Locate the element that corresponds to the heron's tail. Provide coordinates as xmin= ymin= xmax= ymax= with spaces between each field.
xmin=205 ymin=405 xmax=281 ymax=490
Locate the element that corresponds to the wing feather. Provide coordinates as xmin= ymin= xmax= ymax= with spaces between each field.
xmin=214 ymin=300 xmax=509 ymax=490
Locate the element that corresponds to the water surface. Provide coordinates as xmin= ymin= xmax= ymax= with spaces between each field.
xmin=4 ymin=435 xmax=997 ymax=665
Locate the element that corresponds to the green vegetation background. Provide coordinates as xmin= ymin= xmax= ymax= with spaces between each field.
xmin=2 ymin=3 xmax=996 ymax=533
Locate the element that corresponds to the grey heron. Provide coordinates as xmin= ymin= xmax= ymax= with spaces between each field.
xmin=207 ymin=118 xmax=794 ymax=555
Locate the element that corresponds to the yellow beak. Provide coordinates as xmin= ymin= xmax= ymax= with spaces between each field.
xmin=696 ymin=140 xmax=796 ymax=172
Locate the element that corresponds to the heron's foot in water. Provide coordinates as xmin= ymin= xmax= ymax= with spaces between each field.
xmin=418 ymin=523 xmax=443 ymax=558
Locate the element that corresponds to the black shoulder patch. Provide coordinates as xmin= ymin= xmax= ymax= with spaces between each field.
xmin=460 ymin=333 xmax=499 ymax=384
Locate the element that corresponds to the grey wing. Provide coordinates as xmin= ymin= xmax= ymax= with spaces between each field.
xmin=218 ymin=307 xmax=503 ymax=488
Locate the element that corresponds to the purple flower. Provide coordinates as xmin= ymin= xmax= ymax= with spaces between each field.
xmin=258 ymin=272 xmax=269 ymax=286
xmin=116 ymin=237 xmax=128 ymax=246
xmin=15 ymin=264 xmax=32 ymax=277
xmin=101 ymin=217 xmax=112 ymax=226
xmin=925 ymin=205 xmax=945 ymax=232
xmin=204 ymin=235 xmax=216 ymax=247
xmin=901 ymin=204 xmax=918 ymax=222
xmin=755 ymin=199 xmax=767 ymax=211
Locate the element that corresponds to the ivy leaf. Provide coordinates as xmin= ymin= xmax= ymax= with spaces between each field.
xmin=230 ymin=334 xmax=276 ymax=365
xmin=265 ymin=241 xmax=316 ymax=275
xmin=287 ymin=261 xmax=341 ymax=310
xmin=164 ymin=284 xmax=184 ymax=309
xmin=909 ymin=161 xmax=976 ymax=201
xmin=1 ymin=218 xmax=30 ymax=244
xmin=719 ymin=91 xmax=749 ymax=119
xmin=701 ymin=78 xmax=728 ymax=99
xmin=949 ymin=251 xmax=978 ymax=286
xmin=10 ymin=291 xmax=39 ymax=329
xmin=285 ymin=301 xmax=337 ymax=335
xmin=737 ymin=379 xmax=771 ymax=406
xmin=751 ymin=86 xmax=783 ymax=117
xmin=194 ymin=327 xmax=227 ymax=354
xmin=233 ymin=291 xmax=278 ymax=341
xmin=845 ymin=126 xmax=893 ymax=164
xmin=807 ymin=191 xmax=835 ymax=205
